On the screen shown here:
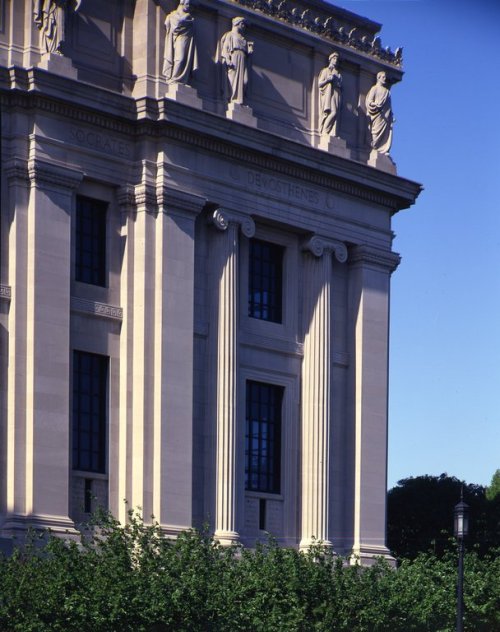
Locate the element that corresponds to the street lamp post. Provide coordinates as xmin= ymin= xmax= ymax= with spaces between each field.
xmin=454 ymin=493 xmax=469 ymax=632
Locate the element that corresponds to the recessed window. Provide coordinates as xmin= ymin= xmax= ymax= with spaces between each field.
xmin=245 ymin=380 xmax=283 ymax=494
xmin=248 ymin=239 xmax=284 ymax=323
xmin=72 ymin=350 xmax=108 ymax=474
xmin=75 ymin=196 xmax=107 ymax=286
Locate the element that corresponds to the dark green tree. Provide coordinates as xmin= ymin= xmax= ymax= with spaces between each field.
xmin=387 ymin=473 xmax=500 ymax=560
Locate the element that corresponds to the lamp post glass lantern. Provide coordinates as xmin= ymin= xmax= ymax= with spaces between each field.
xmin=454 ymin=499 xmax=469 ymax=539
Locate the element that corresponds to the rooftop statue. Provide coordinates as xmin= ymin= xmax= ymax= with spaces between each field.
xmin=318 ymin=52 xmax=343 ymax=137
xmin=365 ymin=71 xmax=394 ymax=155
xmin=218 ymin=17 xmax=253 ymax=105
xmin=33 ymin=0 xmax=81 ymax=55
xmin=163 ymin=0 xmax=198 ymax=85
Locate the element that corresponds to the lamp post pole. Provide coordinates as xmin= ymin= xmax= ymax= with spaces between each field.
xmin=454 ymin=492 xmax=469 ymax=632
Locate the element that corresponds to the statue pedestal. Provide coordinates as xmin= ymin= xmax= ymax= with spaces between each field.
xmin=225 ymin=103 xmax=257 ymax=128
xmin=318 ymin=134 xmax=351 ymax=159
xmin=165 ymin=82 xmax=202 ymax=109
xmin=368 ymin=150 xmax=397 ymax=175
xmin=37 ymin=53 xmax=78 ymax=80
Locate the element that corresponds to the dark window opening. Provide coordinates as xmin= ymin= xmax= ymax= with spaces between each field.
xmin=75 ymin=195 xmax=107 ymax=286
xmin=73 ymin=350 xmax=108 ymax=474
xmin=245 ymin=380 xmax=283 ymax=494
xmin=248 ymin=239 xmax=284 ymax=323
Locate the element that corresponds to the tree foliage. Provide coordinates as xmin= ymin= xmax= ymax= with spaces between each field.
xmin=0 ymin=509 xmax=499 ymax=631
xmin=387 ymin=473 xmax=500 ymax=560
xmin=486 ymin=469 xmax=500 ymax=501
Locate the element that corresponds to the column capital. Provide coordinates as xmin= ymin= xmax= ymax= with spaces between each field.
xmin=302 ymin=235 xmax=348 ymax=263
xmin=210 ymin=208 xmax=256 ymax=238
xmin=28 ymin=159 xmax=83 ymax=192
xmin=349 ymin=244 xmax=400 ymax=272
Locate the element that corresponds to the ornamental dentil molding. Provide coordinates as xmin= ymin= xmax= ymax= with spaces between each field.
xmin=211 ymin=208 xmax=256 ymax=238
xmin=302 ymin=235 xmax=348 ymax=263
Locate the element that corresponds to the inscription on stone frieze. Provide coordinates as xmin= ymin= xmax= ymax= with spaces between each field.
xmin=70 ymin=127 xmax=132 ymax=158
xmin=230 ymin=166 xmax=336 ymax=211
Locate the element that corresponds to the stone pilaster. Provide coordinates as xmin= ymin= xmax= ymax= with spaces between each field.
xmin=154 ymin=186 xmax=205 ymax=533
xmin=2 ymin=158 xmax=82 ymax=536
xmin=116 ymin=182 xmax=157 ymax=522
xmin=348 ymin=244 xmax=400 ymax=564
xmin=210 ymin=208 xmax=255 ymax=545
xmin=300 ymin=236 xmax=347 ymax=550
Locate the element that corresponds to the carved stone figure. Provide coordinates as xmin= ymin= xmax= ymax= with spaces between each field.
xmin=365 ymin=71 xmax=394 ymax=154
xmin=33 ymin=0 xmax=81 ymax=55
xmin=218 ymin=17 xmax=253 ymax=105
xmin=163 ymin=0 xmax=198 ymax=85
xmin=318 ymin=52 xmax=342 ymax=136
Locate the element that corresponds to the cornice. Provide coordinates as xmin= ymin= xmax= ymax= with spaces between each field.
xmin=210 ymin=208 xmax=256 ymax=238
xmin=228 ymin=0 xmax=402 ymax=66
xmin=28 ymin=159 xmax=83 ymax=191
xmin=302 ymin=235 xmax=348 ymax=263
xmin=348 ymin=244 xmax=401 ymax=272
xmin=70 ymin=296 xmax=123 ymax=321
xmin=0 ymin=79 xmax=422 ymax=212
xmin=157 ymin=187 xmax=207 ymax=216
xmin=4 ymin=159 xmax=30 ymax=184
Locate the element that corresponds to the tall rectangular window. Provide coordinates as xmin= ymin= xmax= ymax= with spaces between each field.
xmin=72 ymin=350 xmax=108 ymax=473
xmin=245 ymin=380 xmax=283 ymax=494
xmin=75 ymin=195 xmax=107 ymax=286
xmin=248 ymin=239 xmax=284 ymax=323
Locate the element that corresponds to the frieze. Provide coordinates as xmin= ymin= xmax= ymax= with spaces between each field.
xmin=70 ymin=127 xmax=132 ymax=159
xmin=0 ymin=285 xmax=11 ymax=301
xmin=229 ymin=0 xmax=402 ymax=66
xmin=71 ymin=296 xmax=123 ymax=321
xmin=230 ymin=165 xmax=336 ymax=211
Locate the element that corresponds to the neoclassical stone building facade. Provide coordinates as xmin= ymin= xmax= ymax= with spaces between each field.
xmin=0 ymin=0 xmax=421 ymax=561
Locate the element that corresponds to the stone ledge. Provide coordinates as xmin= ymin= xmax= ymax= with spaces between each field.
xmin=0 ymin=285 xmax=11 ymax=301
xmin=71 ymin=296 xmax=123 ymax=321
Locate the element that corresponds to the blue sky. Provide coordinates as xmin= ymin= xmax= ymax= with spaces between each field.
xmin=331 ymin=0 xmax=500 ymax=489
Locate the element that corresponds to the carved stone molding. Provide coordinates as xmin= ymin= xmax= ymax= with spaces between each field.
xmin=210 ymin=208 xmax=256 ymax=238
xmin=0 ymin=285 xmax=12 ymax=301
xmin=71 ymin=296 xmax=123 ymax=321
xmin=157 ymin=187 xmax=207 ymax=217
xmin=28 ymin=159 xmax=83 ymax=191
xmin=4 ymin=159 xmax=30 ymax=184
xmin=117 ymin=185 xmax=135 ymax=212
xmin=302 ymin=235 xmax=348 ymax=263
xmin=134 ymin=184 xmax=157 ymax=214
xmin=229 ymin=0 xmax=402 ymax=66
xmin=0 ymin=89 xmax=420 ymax=212
xmin=348 ymin=244 xmax=400 ymax=272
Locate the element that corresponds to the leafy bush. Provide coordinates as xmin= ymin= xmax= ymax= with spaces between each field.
xmin=0 ymin=510 xmax=498 ymax=631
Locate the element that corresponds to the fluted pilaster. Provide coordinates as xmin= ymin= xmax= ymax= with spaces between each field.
xmin=211 ymin=208 xmax=255 ymax=545
xmin=300 ymin=236 xmax=346 ymax=550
